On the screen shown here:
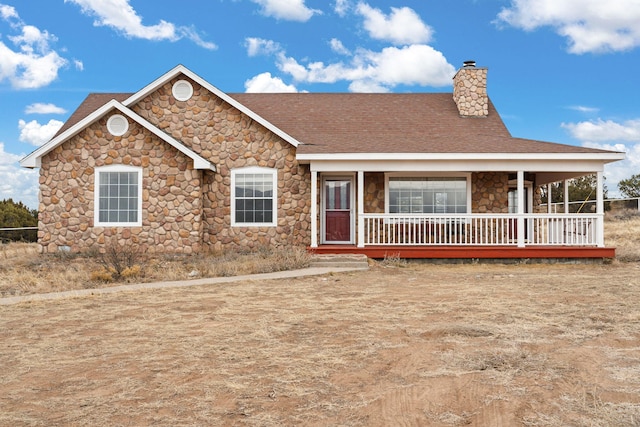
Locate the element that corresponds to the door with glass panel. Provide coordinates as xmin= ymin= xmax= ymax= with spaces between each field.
xmin=322 ymin=178 xmax=353 ymax=244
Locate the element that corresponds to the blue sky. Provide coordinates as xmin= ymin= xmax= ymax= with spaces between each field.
xmin=1 ymin=0 xmax=639 ymax=209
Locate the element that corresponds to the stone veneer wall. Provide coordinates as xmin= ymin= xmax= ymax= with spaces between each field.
xmin=38 ymin=118 xmax=204 ymax=254
xmin=472 ymin=172 xmax=509 ymax=213
xmin=132 ymin=77 xmax=311 ymax=251
xmin=364 ymin=173 xmax=385 ymax=213
xmin=452 ymin=66 xmax=489 ymax=117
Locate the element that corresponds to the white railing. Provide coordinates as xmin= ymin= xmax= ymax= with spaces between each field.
xmin=361 ymin=214 xmax=599 ymax=246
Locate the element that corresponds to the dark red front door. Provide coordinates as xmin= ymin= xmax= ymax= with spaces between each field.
xmin=324 ymin=180 xmax=352 ymax=243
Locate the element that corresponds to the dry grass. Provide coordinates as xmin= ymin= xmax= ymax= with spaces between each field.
xmin=1 ymin=215 xmax=639 ymax=425
xmin=604 ymin=209 xmax=640 ymax=262
xmin=1 ymin=262 xmax=640 ymax=425
xmin=0 ymin=244 xmax=310 ymax=297
xmin=2 ymin=214 xmax=638 ymax=297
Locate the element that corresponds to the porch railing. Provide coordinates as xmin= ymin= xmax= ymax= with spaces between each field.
xmin=361 ymin=214 xmax=599 ymax=246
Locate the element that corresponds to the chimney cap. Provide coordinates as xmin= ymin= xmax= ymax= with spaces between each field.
xmin=463 ymin=60 xmax=476 ymax=68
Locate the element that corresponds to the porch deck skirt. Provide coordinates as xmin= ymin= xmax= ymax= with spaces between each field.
xmin=309 ymin=245 xmax=615 ymax=260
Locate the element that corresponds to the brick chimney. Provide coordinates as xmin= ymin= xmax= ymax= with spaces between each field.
xmin=452 ymin=60 xmax=488 ymax=117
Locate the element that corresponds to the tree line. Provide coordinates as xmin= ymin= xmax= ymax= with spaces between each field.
xmin=0 ymin=199 xmax=38 ymax=243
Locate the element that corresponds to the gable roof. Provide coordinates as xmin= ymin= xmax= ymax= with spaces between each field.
xmin=20 ymin=99 xmax=215 ymax=171
xmin=21 ymin=65 xmax=624 ymax=170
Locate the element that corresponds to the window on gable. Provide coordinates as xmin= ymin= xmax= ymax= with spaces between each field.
xmin=94 ymin=166 xmax=142 ymax=226
xmin=231 ymin=167 xmax=277 ymax=227
xmin=388 ymin=176 xmax=468 ymax=214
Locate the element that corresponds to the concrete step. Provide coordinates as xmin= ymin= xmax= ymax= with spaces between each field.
xmin=309 ymin=254 xmax=369 ymax=270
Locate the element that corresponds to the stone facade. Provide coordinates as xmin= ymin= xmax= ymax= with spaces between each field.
xmin=38 ymin=77 xmax=311 ymax=254
xmin=133 ymin=77 xmax=311 ymax=251
xmin=452 ymin=65 xmax=489 ymax=117
xmin=38 ymin=119 xmax=204 ymax=254
xmin=472 ymin=172 xmax=509 ymax=213
xmin=36 ymin=73 xmax=521 ymax=255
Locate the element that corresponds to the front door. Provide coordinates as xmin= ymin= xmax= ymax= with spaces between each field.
xmin=323 ymin=178 xmax=353 ymax=243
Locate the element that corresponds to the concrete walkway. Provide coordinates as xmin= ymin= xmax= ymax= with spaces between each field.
xmin=0 ymin=266 xmax=367 ymax=306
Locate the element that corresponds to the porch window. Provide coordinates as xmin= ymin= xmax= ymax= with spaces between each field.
xmin=231 ymin=167 xmax=277 ymax=227
xmin=94 ymin=165 xmax=142 ymax=226
xmin=388 ymin=177 xmax=467 ymax=214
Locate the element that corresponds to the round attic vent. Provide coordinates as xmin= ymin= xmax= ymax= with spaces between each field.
xmin=172 ymin=80 xmax=193 ymax=101
xmin=106 ymin=114 xmax=129 ymax=136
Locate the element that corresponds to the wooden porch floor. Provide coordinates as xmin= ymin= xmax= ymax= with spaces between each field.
xmin=309 ymin=245 xmax=616 ymax=260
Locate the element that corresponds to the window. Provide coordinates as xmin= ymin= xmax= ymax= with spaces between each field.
xmin=94 ymin=166 xmax=142 ymax=226
xmin=231 ymin=167 xmax=277 ymax=226
xmin=387 ymin=176 xmax=468 ymax=214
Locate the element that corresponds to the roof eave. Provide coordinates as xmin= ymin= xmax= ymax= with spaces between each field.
xmin=296 ymin=152 xmax=627 ymax=163
xmin=20 ymin=99 xmax=216 ymax=172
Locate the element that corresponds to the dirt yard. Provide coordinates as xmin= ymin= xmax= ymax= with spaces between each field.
xmin=2 ymin=261 xmax=640 ymax=426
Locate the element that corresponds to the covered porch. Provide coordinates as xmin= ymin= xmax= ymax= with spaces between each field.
xmin=304 ymin=158 xmax=616 ymax=260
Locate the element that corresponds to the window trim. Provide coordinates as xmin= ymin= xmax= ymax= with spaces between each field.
xmin=94 ymin=165 xmax=143 ymax=227
xmin=384 ymin=172 xmax=472 ymax=214
xmin=231 ymin=166 xmax=278 ymax=227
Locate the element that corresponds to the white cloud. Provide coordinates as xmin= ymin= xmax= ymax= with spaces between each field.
xmin=562 ymin=118 xmax=640 ymax=142
xmin=74 ymin=59 xmax=84 ymax=71
xmin=0 ymin=4 xmax=18 ymax=20
xmin=356 ymin=3 xmax=433 ymax=45
xmin=562 ymin=117 xmax=640 ymax=195
xmin=25 ymin=103 xmax=67 ymax=115
xmin=496 ymin=0 xmax=640 ymax=53
xmin=334 ymin=0 xmax=350 ymax=17
xmin=244 ymin=72 xmax=299 ymax=93
xmin=66 ymin=0 xmax=216 ymax=49
xmin=178 ymin=26 xmax=217 ymax=50
xmin=276 ymin=44 xmax=455 ymax=91
xmin=330 ymin=38 xmax=350 ymax=55
xmin=0 ymin=5 xmax=68 ymax=89
xmin=568 ymin=105 xmax=599 ymax=114
xmin=18 ymin=119 xmax=64 ymax=146
xmin=251 ymin=0 xmax=321 ymax=22
xmin=245 ymin=37 xmax=282 ymax=57
xmin=0 ymin=142 xmax=39 ymax=209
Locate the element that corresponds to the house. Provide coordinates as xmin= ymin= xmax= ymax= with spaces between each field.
xmin=20 ymin=63 xmax=625 ymax=259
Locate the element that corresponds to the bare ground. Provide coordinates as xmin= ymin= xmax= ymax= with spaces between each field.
xmin=2 ymin=261 xmax=640 ymax=426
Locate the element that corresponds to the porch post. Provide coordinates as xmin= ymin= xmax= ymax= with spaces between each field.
xmin=357 ymin=170 xmax=365 ymax=248
xmin=596 ymin=171 xmax=605 ymax=247
xmin=547 ymin=183 xmax=552 ymax=214
xmin=517 ymin=170 xmax=525 ymax=247
xmin=563 ymin=180 xmax=570 ymax=214
xmin=310 ymin=169 xmax=318 ymax=248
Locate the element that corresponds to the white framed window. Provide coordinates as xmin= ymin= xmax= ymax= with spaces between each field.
xmin=172 ymin=80 xmax=193 ymax=101
xmin=231 ymin=167 xmax=277 ymax=227
xmin=94 ymin=165 xmax=142 ymax=227
xmin=106 ymin=114 xmax=129 ymax=136
xmin=385 ymin=173 xmax=471 ymax=214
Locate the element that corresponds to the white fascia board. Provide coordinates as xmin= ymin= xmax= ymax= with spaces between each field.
xmin=123 ymin=64 xmax=301 ymax=148
xmin=20 ymin=100 xmax=121 ymax=168
xmin=20 ymin=99 xmax=215 ymax=172
xmin=297 ymin=152 xmax=626 ymax=163
xmin=307 ymin=158 xmax=615 ymax=173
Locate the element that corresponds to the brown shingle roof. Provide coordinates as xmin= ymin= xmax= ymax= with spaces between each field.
xmin=53 ymin=93 xmax=133 ymax=138
xmin=54 ymin=91 xmax=611 ymax=156
xmin=231 ymin=93 xmax=608 ymax=155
